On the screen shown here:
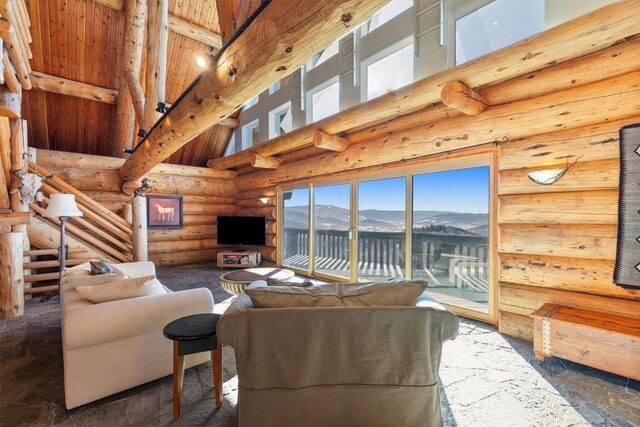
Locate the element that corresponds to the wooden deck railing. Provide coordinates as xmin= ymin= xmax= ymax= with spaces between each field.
xmin=283 ymin=227 xmax=488 ymax=289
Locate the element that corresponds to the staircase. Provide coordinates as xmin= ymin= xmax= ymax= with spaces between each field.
xmin=24 ymin=162 xmax=137 ymax=294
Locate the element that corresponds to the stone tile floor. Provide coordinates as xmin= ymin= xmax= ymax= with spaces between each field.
xmin=0 ymin=264 xmax=638 ymax=426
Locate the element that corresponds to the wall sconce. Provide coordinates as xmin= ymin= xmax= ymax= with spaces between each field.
xmin=527 ymin=169 xmax=567 ymax=185
xmin=527 ymin=157 xmax=580 ymax=185
xmin=259 ymin=197 xmax=270 ymax=204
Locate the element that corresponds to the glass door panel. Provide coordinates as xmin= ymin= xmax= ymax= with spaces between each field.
xmin=357 ymin=177 xmax=406 ymax=282
xmin=412 ymin=166 xmax=490 ymax=314
xmin=314 ymin=183 xmax=351 ymax=279
xmin=282 ymin=188 xmax=310 ymax=272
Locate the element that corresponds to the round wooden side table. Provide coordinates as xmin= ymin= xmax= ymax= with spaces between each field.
xmin=219 ymin=267 xmax=295 ymax=295
xmin=163 ymin=313 xmax=223 ymax=420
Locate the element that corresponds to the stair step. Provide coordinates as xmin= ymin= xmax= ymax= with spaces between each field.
xmin=23 ymin=258 xmax=92 ymax=269
xmin=24 ymin=272 xmax=60 ymax=282
xmin=24 ymin=285 xmax=59 ymax=294
xmin=25 ymin=248 xmax=89 ymax=257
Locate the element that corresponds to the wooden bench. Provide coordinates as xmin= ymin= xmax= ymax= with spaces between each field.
xmin=531 ymin=304 xmax=640 ymax=381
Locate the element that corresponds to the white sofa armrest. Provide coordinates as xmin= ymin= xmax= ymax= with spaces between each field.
xmin=112 ymin=261 xmax=156 ymax=278
xmin=64 ymin=287 xmax=213 ymax=350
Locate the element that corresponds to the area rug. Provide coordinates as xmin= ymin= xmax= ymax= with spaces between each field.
xmin=614 ymin=123 xmax=640 ymax=289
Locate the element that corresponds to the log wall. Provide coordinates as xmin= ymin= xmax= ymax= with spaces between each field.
xmin=232 ymin=36 xmax=640 ymax=341
xmin=35 ymin=149 xmax=237 ymax=266
xmin=497 ymin=117 xmax=639 ymax=341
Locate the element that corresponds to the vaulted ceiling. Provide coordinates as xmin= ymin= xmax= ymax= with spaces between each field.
xmin=22 ymin=0 xmax=259 ymax=166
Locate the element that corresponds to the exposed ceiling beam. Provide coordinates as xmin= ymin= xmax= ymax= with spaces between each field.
xmin=215 ymin=0 xmax=239 ymax=44
xmin=118 ymin=0 xmax=391 ymax=182
xmin=168 ymin=15 xmax=222 ymax=49
xmin=440 ymin=81 xmax=488 ymax=116
xmin=207 ymin=0 xmax=640 ymax=171
xmin=218 ymin=117 xmax=239 ymax=129
xmin=30 ymin=71 xmax=118 ymax=103
xmin=93 ymin=0 xmax=222 ymax=48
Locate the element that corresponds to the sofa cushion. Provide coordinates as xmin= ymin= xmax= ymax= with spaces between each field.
xmin=76 ymin=275 xmax=166 ymax=303
xmin=64 ymin=271 xmax=128 ymax=289
xmin=245 ymin=280 xmax=428 ymax=308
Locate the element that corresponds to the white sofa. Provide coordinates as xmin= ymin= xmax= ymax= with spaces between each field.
xmin=60 ymin=261 xmax=214 ymax=409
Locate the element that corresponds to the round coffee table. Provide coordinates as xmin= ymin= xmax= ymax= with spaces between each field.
xmin=219 ymin=267 xmax=295 ymax=295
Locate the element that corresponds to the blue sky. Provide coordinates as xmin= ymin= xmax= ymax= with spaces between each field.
xmin=284 ymin=166 xmax=489 ymax=214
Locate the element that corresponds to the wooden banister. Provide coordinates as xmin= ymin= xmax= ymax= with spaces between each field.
xmin=29 ymin=162 xmax=133 ymax=233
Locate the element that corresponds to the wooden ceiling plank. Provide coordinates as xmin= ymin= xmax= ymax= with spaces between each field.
xmin=111 ymin=0 xmax=147 ymax=157
xmin=95 ymin=0 xmax=222 ymax=48
xmin=207 ymin=0 xmax=640 ymax=171
xmin=119 ymin=0 xmax=390 ymax=181
xmin=26 ymin=0 xmax=48 ymax=150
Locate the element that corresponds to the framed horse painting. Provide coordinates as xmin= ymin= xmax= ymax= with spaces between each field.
xmin=147 ymin=195 xmax=183 ymax=228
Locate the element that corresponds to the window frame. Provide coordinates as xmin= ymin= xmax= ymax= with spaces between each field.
xmin=278 ymin=148 xmax=498 ymax=324
xmin=269 ymin=101 xmax=293 ymax=139
xmin=360 ymin=37 xmax=414 ymax=102
xmin=306 ymin=77 xmax=340 ymax=123
xmin=241 ymin=119 xmax=260 ymax=150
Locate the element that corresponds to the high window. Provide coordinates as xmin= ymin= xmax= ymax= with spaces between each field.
xmin=307 ymin=39 xmax=340 ymax=70
xmin=362 ymin=0 xmax=413 ymax=36
xmin=453 ymin=0 xmax=544 ymax=65
xmin=269 ymin=102 xmax=293 ymax=138
xmin=310 ymin=81 xmax=340 ymax=122
xmin=365 ymin=43 xmax=414 ymax=100
xmin=241 ymin=120 xmax=259 ymax=149
xmin=223 ymin=133 xmax=236 ymax=157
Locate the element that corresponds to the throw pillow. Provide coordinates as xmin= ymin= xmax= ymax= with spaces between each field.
xmin=245 ymin=280 xmax=428 ymax=308
xmin=76 ymin=275 xmax=165 ymax=304
xmin=266 ymin=278 xmax=314 ymax=287
xmin=64 ymin=271 xmax=127 ymax=289
xmin=90 ymin=260 xmax=124 ymax=276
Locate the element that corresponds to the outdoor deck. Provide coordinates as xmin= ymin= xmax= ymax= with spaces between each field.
xmin=282 ymin=227 xmax=490 ymax=311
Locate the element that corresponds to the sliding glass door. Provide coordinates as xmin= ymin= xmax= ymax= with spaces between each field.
xmin=282 ymin=187 xmax=310 ymax=271
xmin=314 ymin=183 xmax=351 ymax=279
xmin=357 ymin=177 xmax=406 ymax=282
xmin=279 ymin=155 xmax=494 ymax=321
xmin=412 ymin=167 xmax=490 ymax=314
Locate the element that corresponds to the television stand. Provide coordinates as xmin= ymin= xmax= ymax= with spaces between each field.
xmin=217 ymin=251 xmax=261 ymax=269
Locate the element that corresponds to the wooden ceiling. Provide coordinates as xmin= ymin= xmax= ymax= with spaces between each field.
xmin=22 ymin=0 xmax=255 ymax=166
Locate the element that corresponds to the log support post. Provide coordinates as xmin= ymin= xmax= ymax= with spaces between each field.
xmin=144 ymin=0 xmax=168 ymax=131
xmin=441 ymin=81 xmax=488 ymax=116
xmin=132 ymin=195 xmax=148 ymax=261
xmin=0 ymin=231 xmax=24 ymax=318
xmin=123 ymin=70 xmax=145 ymax=127
xmin=111 ymin=0 xmax=147 ymax=158
xmin=313 ymin=130 xmax=350 ymax=152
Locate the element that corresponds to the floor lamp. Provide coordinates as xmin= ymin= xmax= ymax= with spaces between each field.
xmin=42 ymin=193 xmax=83 ymax=276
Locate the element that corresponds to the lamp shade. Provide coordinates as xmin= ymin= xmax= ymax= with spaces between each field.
xmin=42 ymin=194 xmax=83 ymax=217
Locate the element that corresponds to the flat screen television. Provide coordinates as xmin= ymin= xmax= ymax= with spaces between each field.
xmin=217 ymin=216 xmax=266 ymax=246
